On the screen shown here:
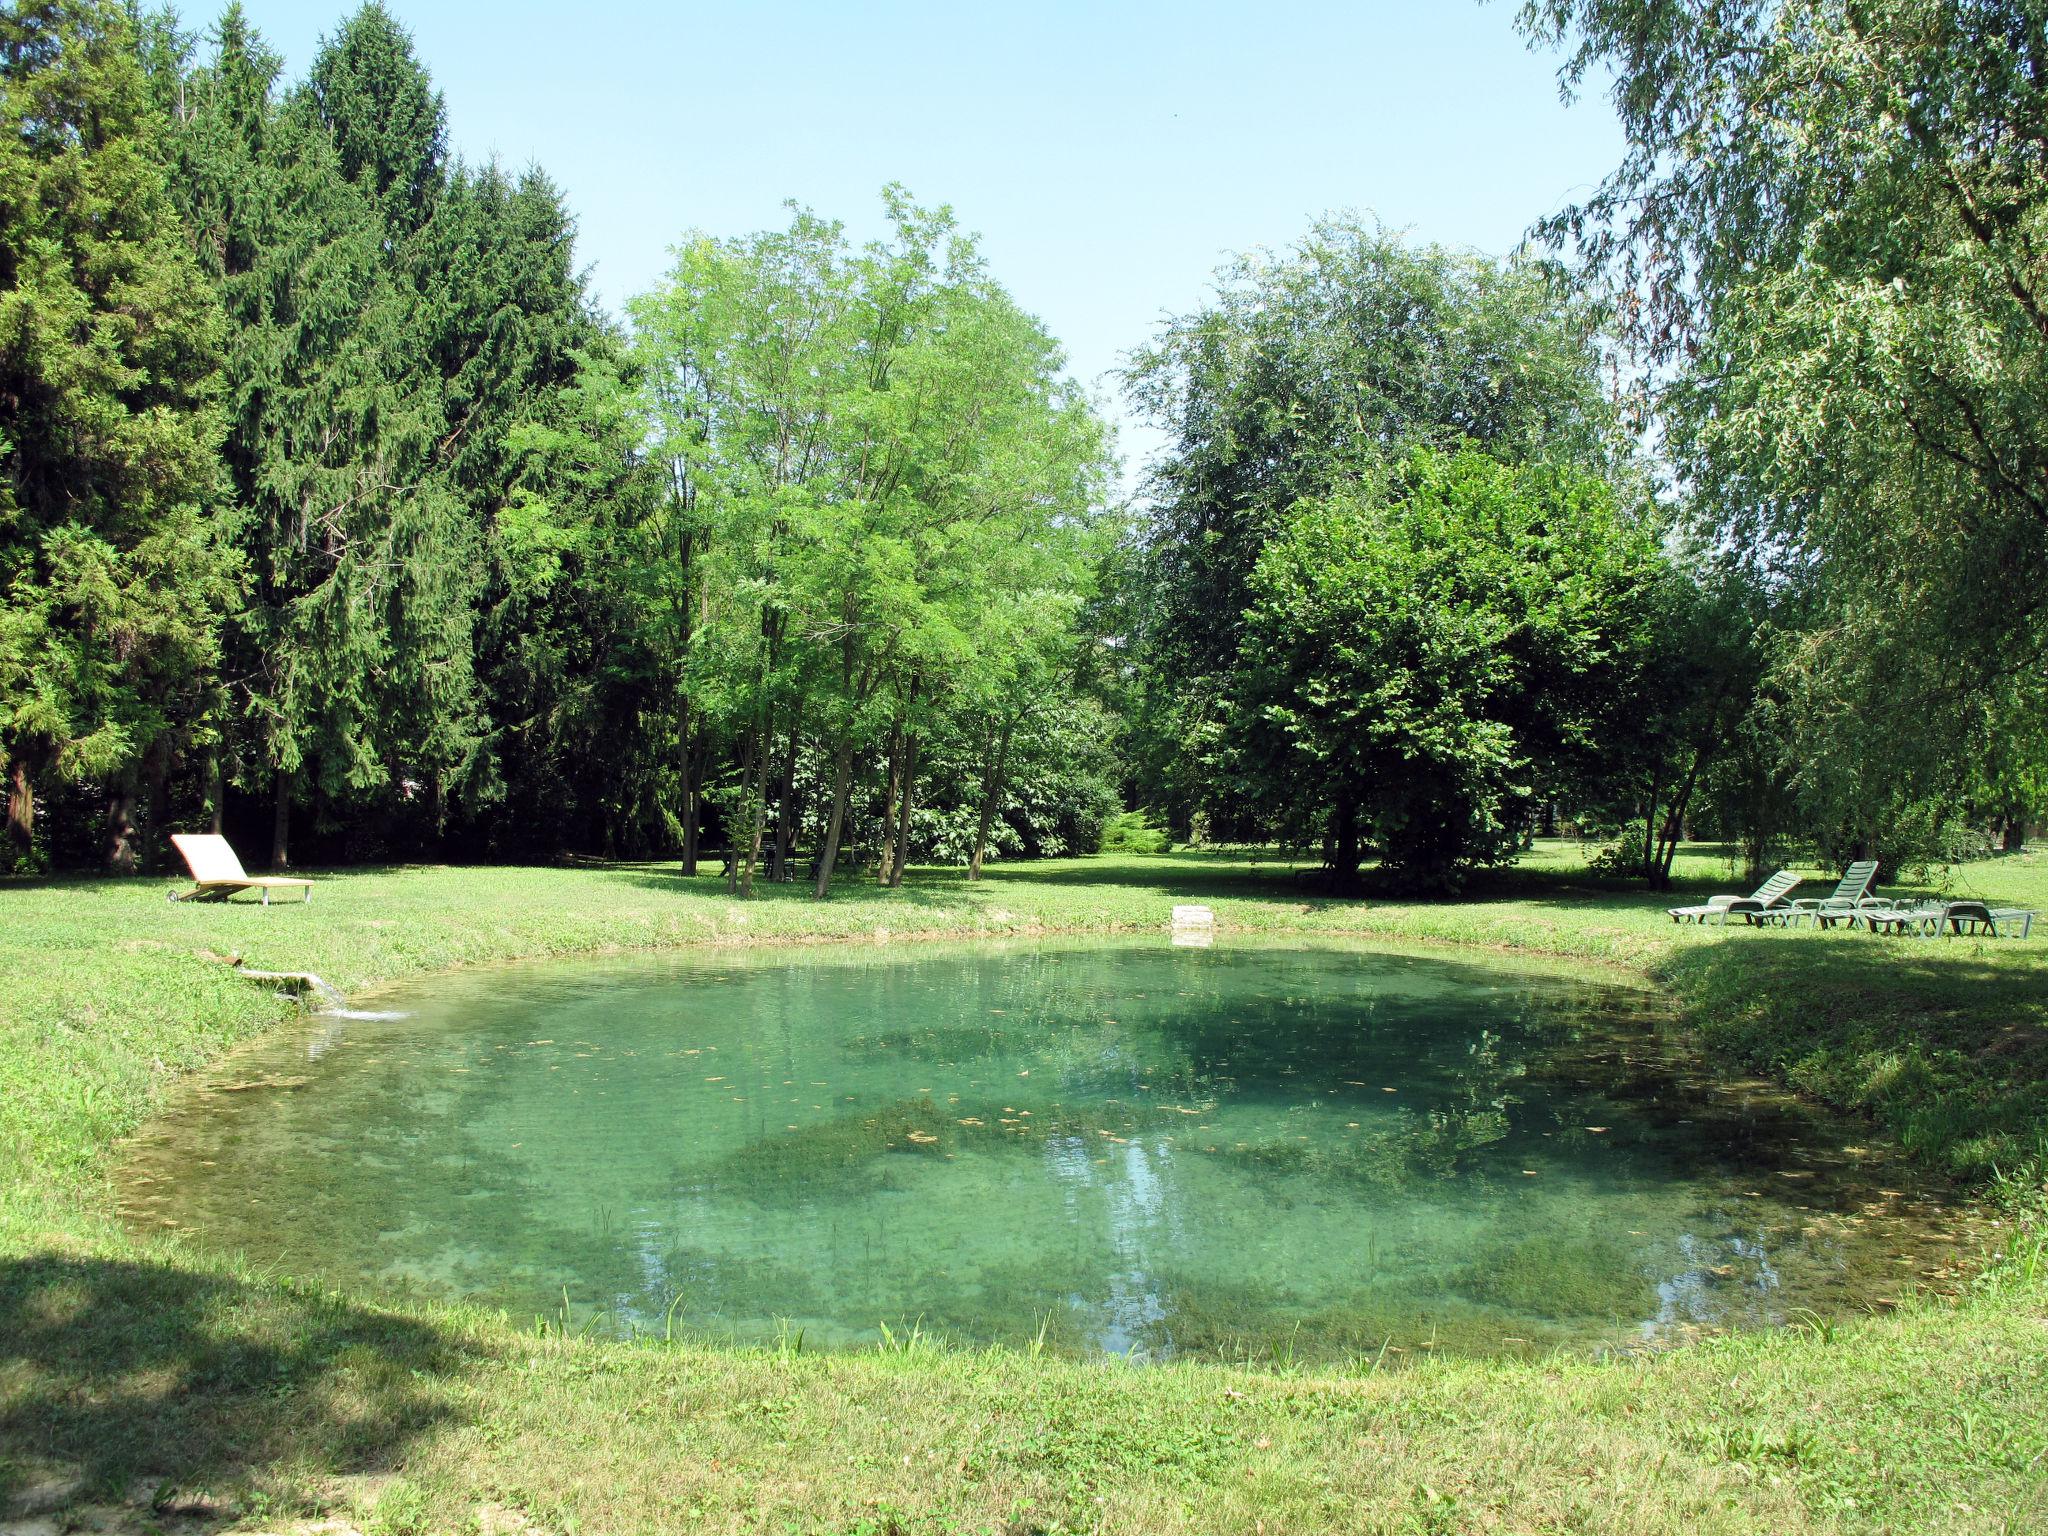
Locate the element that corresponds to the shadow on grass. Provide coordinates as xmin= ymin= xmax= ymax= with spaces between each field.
xmin=578 ymin=849 xmax=1328 ymax=908
xmin=0 ymin=1253 xmax=478 ymax=1504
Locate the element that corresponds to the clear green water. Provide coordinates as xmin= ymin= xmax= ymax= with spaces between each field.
xmin=119 ymin=938 xmax=1958 ymax=1362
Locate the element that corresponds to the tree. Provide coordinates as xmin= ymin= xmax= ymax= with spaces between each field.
xmin=152 ymin=3 xmax=621 ymax=865
xmin=157 ymin=6 xmax=439 ymax=866
xmin=1123 ymin=216 xmax=1620 ymax=835
xmin=1234 ymin=446 xmax=1665 ymax=891
xmin=1590 ymin=556 xmax=1771 ymax=888
xmin=303 ymin=0 xmax=442 ymax=236
xmin=631 ymin=190 xmax=1111 ymax=898
xmin=479 ymin=337 xmax=664 ymax=858
xmin=0 ymin=0 xmax=232 ymax=871
xmin=400 ymin=158 xmax=610 ymax=841
xmin=1518 ymin=0 xmax=2048 ymax=848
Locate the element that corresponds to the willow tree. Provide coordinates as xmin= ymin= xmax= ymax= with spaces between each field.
xmin=0 ymin=0 xmax=232 ymax=871
xmin=1518 ymin=0 xmax=2048 ymax=856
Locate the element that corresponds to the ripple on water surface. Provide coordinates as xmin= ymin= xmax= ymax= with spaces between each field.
xmin=118 ymin=938 xmax=1964 ymax=1362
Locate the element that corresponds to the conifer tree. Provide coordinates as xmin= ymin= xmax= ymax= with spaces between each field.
xmin=303 ymin=0 xmax=442 ymax=237
xmin=160 ymin=5 xmax=438 ymax=865
xmin=0 ymin=0 xmax=232 ymax=870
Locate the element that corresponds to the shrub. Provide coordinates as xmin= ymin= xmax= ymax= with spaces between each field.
xmin=1098 ymin=809 xmax=1171 ymax=855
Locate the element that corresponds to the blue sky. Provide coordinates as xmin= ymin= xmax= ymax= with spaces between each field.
xmin=229 ymin=0 xmax=1623 ymax=479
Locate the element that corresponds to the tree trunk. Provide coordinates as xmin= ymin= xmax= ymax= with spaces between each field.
xmin=145 ymin=749 xmax=171 ymax=873
xmin=105 ymin=771 xmax=140 ymax=875
xmin=1639 ymin=764 xmax=1663 ymax=884
xmin=681 ymin=779 xmax=701 ymax=874
xmin=1330 ymin=791 xmax=1362 ymax=884
xmin=7 ymin=753 xmax=35 ymax=860
xmin=968 ymin=716 xmax=1016 ymax=881
xmin=888 ymin=731 xmax=921 ymax=888
xmin=768 ymin=707 xmax=805 ymax=883
xmin=726 ymin=724 xmax=760 ymax=895
xmin=678 ymin=697 xmax=698 ymax=875
xmin=203 ymin=746 xmax=224 ymax=836
xmin=876 ymin=708 xmax=907 ymax=885
xmin=271 ymin=771 xmax=292 ymax=870
xmin=739 ymin=712 xmax=774 ymax=899
xmin=813 ymin=736 xmax=856 ymax=899
xmin=1651 ymin=741 xmax=1714 ymax=889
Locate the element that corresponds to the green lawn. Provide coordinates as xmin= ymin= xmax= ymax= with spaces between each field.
xmin=3 ymin=847 xmax=2044 ymax=1534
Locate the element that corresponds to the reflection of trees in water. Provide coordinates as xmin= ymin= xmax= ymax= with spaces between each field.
xmin=128 ymin=945 xmax=1953 ymax=1357
xmin=1413 ymin=1028 xmax=1523 ymax=1174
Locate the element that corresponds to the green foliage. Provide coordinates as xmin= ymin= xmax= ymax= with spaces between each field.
xmin=120 ymin=3 xmax=651 ymax=866
xmin=1578 ymin=555 xmax=1775 ymax=888
xmin=0 ymin=0 xmax=234 ymax=870
xmin=303 ymin=0 xmax=443 ymax=234
xmin=628 ymin=190 xmax=1114 ymax=894
xmin=1235 ymin=447 xmax=1665 ymax=890
xmin=1123 ymin=216 xmax=1621 ymax=837
xmin=1585 ymin=824 xmax=1647 ymax=878
xmin=161 ymin=6 xmax=431 ymax=846
xmin=1098 ymin=808 xmax=1171 ymax=855
xmin=1523 ymin=0 xmax=2048 ymax=872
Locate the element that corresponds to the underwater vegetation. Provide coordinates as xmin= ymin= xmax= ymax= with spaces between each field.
xmin=117 ymin=938 xmax=1961 ymax=1363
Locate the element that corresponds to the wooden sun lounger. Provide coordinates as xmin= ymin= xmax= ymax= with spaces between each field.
xmin=1668 ymin=869 xmax=1800 ymax=925
xmin=169 ymin=833 xmax=313 ymax=905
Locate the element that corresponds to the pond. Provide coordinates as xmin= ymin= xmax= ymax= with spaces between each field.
xmin=119 ymin=937 xmax=1963 ymax=1363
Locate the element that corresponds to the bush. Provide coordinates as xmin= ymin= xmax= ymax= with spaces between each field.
xmin=1098 ymin=809 xmax=1171 ymax=855
xmin=1586 ymin=825 xmax=1647 ymax=877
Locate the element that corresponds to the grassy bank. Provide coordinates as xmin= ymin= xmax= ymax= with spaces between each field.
xmin=3 ymin=847 xmax=2045 ymax=1533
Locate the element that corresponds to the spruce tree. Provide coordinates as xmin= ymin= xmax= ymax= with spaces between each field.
xmin=157 ymin=8 xmax=412 ymax=863
xmin=0 ymin=0 xmax=233 ymax=870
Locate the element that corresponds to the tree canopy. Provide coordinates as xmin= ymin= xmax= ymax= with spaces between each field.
xmin=628 ymin=192 xmax=1113 ymax=895
xmin=1118 ymin=218 xmax=1653 ymax=871
xmin=0 ymin=0 xmax=231 ymax=868
xmin=0 ymin=0 xmax=2039 ymax=885
xmin=1519 ymin=0 xmax=2048 ymax=863
xmin=1235 ymin=447 xmax=1665 ymax=889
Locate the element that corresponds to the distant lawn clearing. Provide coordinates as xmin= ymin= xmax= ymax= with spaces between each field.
xmin=3 ymin=845 xmax=2044 ymax=1535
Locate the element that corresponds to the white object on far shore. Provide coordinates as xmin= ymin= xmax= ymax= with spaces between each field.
xmin=169 ymin=832 xmax=313 ymax=905
xmin=1171 ymin=904 xmax=1215 ymax=947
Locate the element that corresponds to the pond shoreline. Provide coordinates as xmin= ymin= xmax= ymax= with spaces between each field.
xmin=129 ymin=932 xmax=1944 ymax=1365
xmin=309 ymin=915 xmax=1661 ymax=1010
xmin=4 ymin=849 xmax=2043 ymax=1535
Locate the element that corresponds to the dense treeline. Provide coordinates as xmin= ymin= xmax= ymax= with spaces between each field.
xmin=1114 ymin=0 xmax=2048 ymax=885
xmin=0 ymin=0 xmax=1116 ymax=887
xmin=4 ymin=0 xmax=2042 ymax=892
xmin=1520 ymin=0 xmax=2048 ymax=862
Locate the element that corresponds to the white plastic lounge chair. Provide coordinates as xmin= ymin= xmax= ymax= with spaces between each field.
xmin=1769 ymin=860 xmax=1883 ymax=928
xmin=1860 ymin=902 xmax=1943 ymax=937
xmin=1989 ymin=907 xmax=2038 ymax=939
xmin=1865 ymin=900 xmax=2036 ymax=939
xmin=1667 ymin=869 xmax=1801 ymax=925
xmin=169 ymin=833 xmax=313 ymax=905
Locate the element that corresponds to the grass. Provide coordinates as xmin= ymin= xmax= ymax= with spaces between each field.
xmin=2 ymin=844 xmax=2045 ymax=1534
